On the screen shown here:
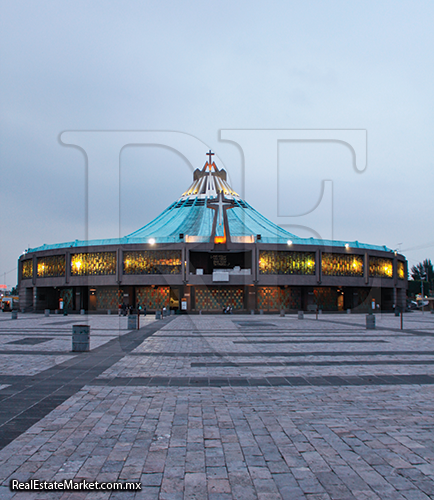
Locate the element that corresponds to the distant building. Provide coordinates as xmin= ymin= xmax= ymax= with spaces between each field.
xmin=18 ymin=153 xmax=407 ymax=313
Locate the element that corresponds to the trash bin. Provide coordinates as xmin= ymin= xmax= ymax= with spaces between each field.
xmin=280 ymin=309 xmax=285 ymax=317
xmin=155 ymin=310 xmax=161 ymax=319
xmin=45 ymin=309 xmax=50 ymax=317
xmin=394 ymin=306 xmax=400 ymax=317
xmin=80 ymin=309 xmax=85 ymax=315
xmin=72 ymin=325 xmax=90 ymax=352
xmin=366 ymin=314 xmax=376 ymax=330
xmin=128 ymin=315 xmax=138 ymax=330
xmin=298 ymin=311 xmax=304 ymax=320
xmin=11 ymin=310 xmax=18 ymax=320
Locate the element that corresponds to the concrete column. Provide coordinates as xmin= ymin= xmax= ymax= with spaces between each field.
xmin=396 ymin=287 xmax=406 ymax=310
xmin=393 ymin=255 xmax=398 ymax=287
xmin=316 ymin=249 xmax=321 ymax=284
xmin=364 ymin=252 xmax=369 ymax=284
xmin=117 ymin=248 xmax=122 ymax=284
xmin=182 ymin=246 xmax=186 ymax=282
xmin=255 ymin=245 xmax=259 ymax=283
xmin=32 ymin=256 xmax=37 ymax=286
xmin=247 ymin=285 xmax=256 ymax=311
xmin=65 ymin=252 xmax=70 ymax=284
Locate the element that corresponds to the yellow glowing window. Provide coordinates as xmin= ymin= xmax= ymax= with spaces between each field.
xmin=71 ymin=252 xmax=116 ymax=276
xmin=37 ymin=255 xmax=66 ymax=278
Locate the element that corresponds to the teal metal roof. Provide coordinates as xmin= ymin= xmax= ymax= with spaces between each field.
xmin=27 ymin=160 xmax=392 ymax=254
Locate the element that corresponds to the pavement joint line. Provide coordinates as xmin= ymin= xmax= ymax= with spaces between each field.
xmin=90 ymin=373 xmax=434 ymax=387
xmin=232 ymin=339 xmax=389 ymax=343
xmin=191 ymin=359 xmax=434 ymax=367
xmin=126 ymin=349 xmax=434 ymax=357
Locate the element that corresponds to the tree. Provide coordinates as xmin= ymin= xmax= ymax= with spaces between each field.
xmin=411 ymin=259 xmax=434 ymax=286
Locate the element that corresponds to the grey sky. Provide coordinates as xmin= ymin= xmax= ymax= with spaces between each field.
xmin=1 ymin=0 xmax=433 ymax=288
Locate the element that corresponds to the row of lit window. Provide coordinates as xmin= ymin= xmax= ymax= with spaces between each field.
xmin=21 ymin=252 xmax=405 ymax=279
xmin=22 ymin=251 xmax=182 ymax=278
xmin=124 ymin=251 xmax=182 ymax=275
xmin=322 ymin=253 xmax=364 ymax=277
xmin=259 ymin=251 xmax=316 ymax=275
xmin=259 ymin=251 xmax=398 ymax=278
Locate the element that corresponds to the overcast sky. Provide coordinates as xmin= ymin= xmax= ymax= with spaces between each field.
xmin=1 ymin=0 xmax=433 ymax=288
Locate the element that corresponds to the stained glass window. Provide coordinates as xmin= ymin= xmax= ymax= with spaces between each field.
xmin=397 ymin=261 xmax=405 ymax=280
xmin=195 ymin=287 xmax=244 ymax=310
xmin=97 ymin=287 xmax=123 ymax=310
xmin=123 ymin=250 xmax=182 ymax=275
xmin=71 ymin=252 xmax=116 ymax=276
xmin=313 ymin=288 xmax=338 ymax=311
xmin=37 ymin=255 xmax=66 ymax=278
xmin=259 ymin=251 xmax=315 ymax=275
xmin=369 ymin=257 xmax=393 ymax=278
xmin=257 ymin=287 xmax=301 ymax=310
xmin=136 ymin=286 xmax=170 ymax=309
xmin=22 ymin=260 xmax=33 ymax=279
xmin=322 ymin=253 xmax=363 ymax=277
xmin=280 ymin=287 xmax=302 ymax=310
xmin=60 ymin=288 xmax=73 ymax=310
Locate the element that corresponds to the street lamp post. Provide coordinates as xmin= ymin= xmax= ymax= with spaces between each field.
xmin=421 ymin=273 xmax=426 ymax=313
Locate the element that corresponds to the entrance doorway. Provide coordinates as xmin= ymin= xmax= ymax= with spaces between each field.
xmin=170 ymin=288 xmax=179 ymax=310
xmin=89 ymin=290 xmax=97 ymax=311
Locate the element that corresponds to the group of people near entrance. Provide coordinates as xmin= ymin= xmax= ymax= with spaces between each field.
xmin=223 ymin=305 xmax=233 ymax=314
xmin=118 ymin=303 xmax=147 ymax=317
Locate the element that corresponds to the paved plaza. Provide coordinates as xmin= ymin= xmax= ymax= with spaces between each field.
xmin=0 ymin=311 xmax=434 ymax=499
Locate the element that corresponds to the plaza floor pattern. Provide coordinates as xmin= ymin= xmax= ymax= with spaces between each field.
xmin=0 ymin=312 xmax=434 ymax=499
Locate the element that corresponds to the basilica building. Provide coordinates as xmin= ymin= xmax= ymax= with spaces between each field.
xmin=18 ymin=153 xmax=407 ymax=313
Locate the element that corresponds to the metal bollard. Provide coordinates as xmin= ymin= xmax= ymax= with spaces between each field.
xmin=72 ymin=324 xmax=90 ymax=352
xmin=366 ymin=314 xmax=376 ymax=330
xmin=128 ymin=315 xmax=138 ymax=330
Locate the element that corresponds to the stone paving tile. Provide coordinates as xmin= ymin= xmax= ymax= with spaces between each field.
xmin=0 ymin=313 xmax=434 ymax=499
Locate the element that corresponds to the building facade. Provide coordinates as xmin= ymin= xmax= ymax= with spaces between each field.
xmin=18 ymin=154 xmax=407 ymax=313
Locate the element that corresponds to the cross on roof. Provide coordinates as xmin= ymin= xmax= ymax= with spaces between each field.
xmin=206 ymin=150 xmax=214 ymax=165
xmin=208 ymin=192 xmax=235 ymax=227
